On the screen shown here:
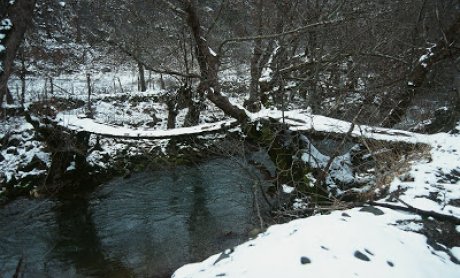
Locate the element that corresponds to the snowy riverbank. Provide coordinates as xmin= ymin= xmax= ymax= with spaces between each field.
xmin=173 ymin=126 xmax=460 ymax=277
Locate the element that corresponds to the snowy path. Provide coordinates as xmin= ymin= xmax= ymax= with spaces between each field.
xmin=173 ymin=124 xmax=460 ymax=277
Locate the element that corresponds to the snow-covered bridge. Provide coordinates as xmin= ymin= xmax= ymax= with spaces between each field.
xmin=56 ymin=109 xmax=433 ymax=145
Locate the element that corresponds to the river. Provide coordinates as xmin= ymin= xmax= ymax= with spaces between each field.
xmin=0 ymin=156 xmax=269 ymax=277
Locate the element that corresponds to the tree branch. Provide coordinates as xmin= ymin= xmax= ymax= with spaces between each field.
xmin=218 ymin=18 xmax=345 ymax=54
xmin=368 ymin=200 xmax=460 ymax=225
xmin=102 ymin=35 xmax=201 ymax=79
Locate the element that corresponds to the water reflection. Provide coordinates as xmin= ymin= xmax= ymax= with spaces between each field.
xmin=48 ymin=197 xmax=134 ymax=277
xmin=0 ymin=157 xmax=264 ymax=277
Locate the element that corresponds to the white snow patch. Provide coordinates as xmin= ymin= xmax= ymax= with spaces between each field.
xmin=282 ymin=184 xmax=295 ymax=194
xmin=451 ymin=247 xmax=460 ymax=262
xmin=174 ymin=208 xmax=459 ymax=278
xmin=208 ymin=47 xmax=217 ymax=57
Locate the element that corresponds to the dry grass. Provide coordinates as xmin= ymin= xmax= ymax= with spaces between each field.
xmin=357 ymin=139 xmax=432 ymax=201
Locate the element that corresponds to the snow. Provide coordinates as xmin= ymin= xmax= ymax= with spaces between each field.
xmin=418 ymin=45 xmax=436 ymax=68
xmin=57 ymin=113 xmax=237 ymax=139
xmin=248 ymin=108 xmax=432 ymax=145
xmin=0 ymin=19 xmax=12 ymax=30
xmin=0 ymin=17 xmax=10 ymax=61
xmin=383 ymin=132 xmax=460 ymax=218
xmin=259 ymin=46 xmax=280 ymax=83
xmin=209 ymin=47 xmax=217 ymax=57
xmin=54 ymin=106 xmax=434 ymax=150
xmin=0 ymin=117 xmax=51 ymax=183
xmin=300 ymin=135 xmax=354 ymax=186
xmin=282 ymin=184 xmax=295 ymax=194
xmin=174 ymin=208 xmax=459 ymax=278
xmin=453 ymin=247 xmax=460 ymax=261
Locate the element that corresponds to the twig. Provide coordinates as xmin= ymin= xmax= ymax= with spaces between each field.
xmin=368 ymin=200 xmax=460 ymax=225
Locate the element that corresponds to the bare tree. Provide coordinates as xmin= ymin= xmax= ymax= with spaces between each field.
xmin=382 ymin=16 xmax=460 ymax=128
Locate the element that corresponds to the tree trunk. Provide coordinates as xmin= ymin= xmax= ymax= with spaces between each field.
xmin=0 ymin=0 xmax=36 ymax=107
xmin=20 ymin=48 xmax=26 ymax=106
xmin=244 ymin=0 xmax=264 ymax=112
xmin=183 ymin=0 xmax=248 ymax=122
xmin=86 ymin=73 xmax=93 ymax=117
xmin=166 ymin=101 xmax=177 ymax=129
xmin=138 ymin=62 xmax=146 ymax=92
xmin=381 ymin=16 xmax=460 ymax=128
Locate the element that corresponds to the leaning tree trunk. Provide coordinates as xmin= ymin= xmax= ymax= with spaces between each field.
xmin=381 ymin=16 xmax=460 ymax=128
xmin=183 ymin=0 xmax=248 ymax=122
xmin=0 ymin=0 xmax=36 ymax=107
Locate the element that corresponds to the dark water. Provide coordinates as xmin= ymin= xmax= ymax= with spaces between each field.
xmin=0 ymin=157 xmax=265 ymax=277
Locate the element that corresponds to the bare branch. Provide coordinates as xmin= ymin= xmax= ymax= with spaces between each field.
xmin=205 ymin=0 xmax=229 ymax=37
xmin=101 ymin=34 xmax=201 ymax=79
xmin=359 ymin=52 xmax=409 ymax=65
xmin=218 ymin=18 xmax=345 ymax=54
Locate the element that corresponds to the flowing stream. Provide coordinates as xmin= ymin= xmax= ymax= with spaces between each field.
xmin=0 ymin=157 xmax=267 ymax=277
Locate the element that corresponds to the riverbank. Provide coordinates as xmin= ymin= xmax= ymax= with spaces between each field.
xmin=173 ymin=124 xmax=460 ymax=277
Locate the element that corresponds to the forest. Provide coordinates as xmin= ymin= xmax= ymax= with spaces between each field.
xmin=0 ymin=0 xmax=459 ymax=277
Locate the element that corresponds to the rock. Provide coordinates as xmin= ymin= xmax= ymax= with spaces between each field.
xmin=21 ymin=130 xmax=34 ymax=140
xmin=300 ymin=256 xmax=311 ymax=264
xmin=19 ymin=155 xmax=47 ymax=172
xmin=6 ymin=147 xmax=18 ymax=155
xmin=387 ymin=261 xmax=394 ymax=267
xmin=7 ymin=138 xmax=21 ymax=148
xmin=0 ymin=153 xmax=4 ymax=162
xmin=354 ymin=250 xmax=370 ymax=261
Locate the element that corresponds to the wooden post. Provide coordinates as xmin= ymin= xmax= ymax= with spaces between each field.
xmin=50 ymin=77 xmax=54 ymax=95
xmin=43 ymin=78 xmax=47 ymax=103
xmin=117 ymin=77 xmax=124 ymax=95
xmin=160 ymin=73 xmax=165 ymax=90
xmin=86 ymin=73 xmax=93 ymax=118
xmin=20 ymin=49 xmax=26 ymax=106
xmin=138 ymin=62 xmax=146 ymax=92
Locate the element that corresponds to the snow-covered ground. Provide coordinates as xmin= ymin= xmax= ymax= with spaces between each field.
xmin=173 ymin=124 xmax=460 ymax=277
